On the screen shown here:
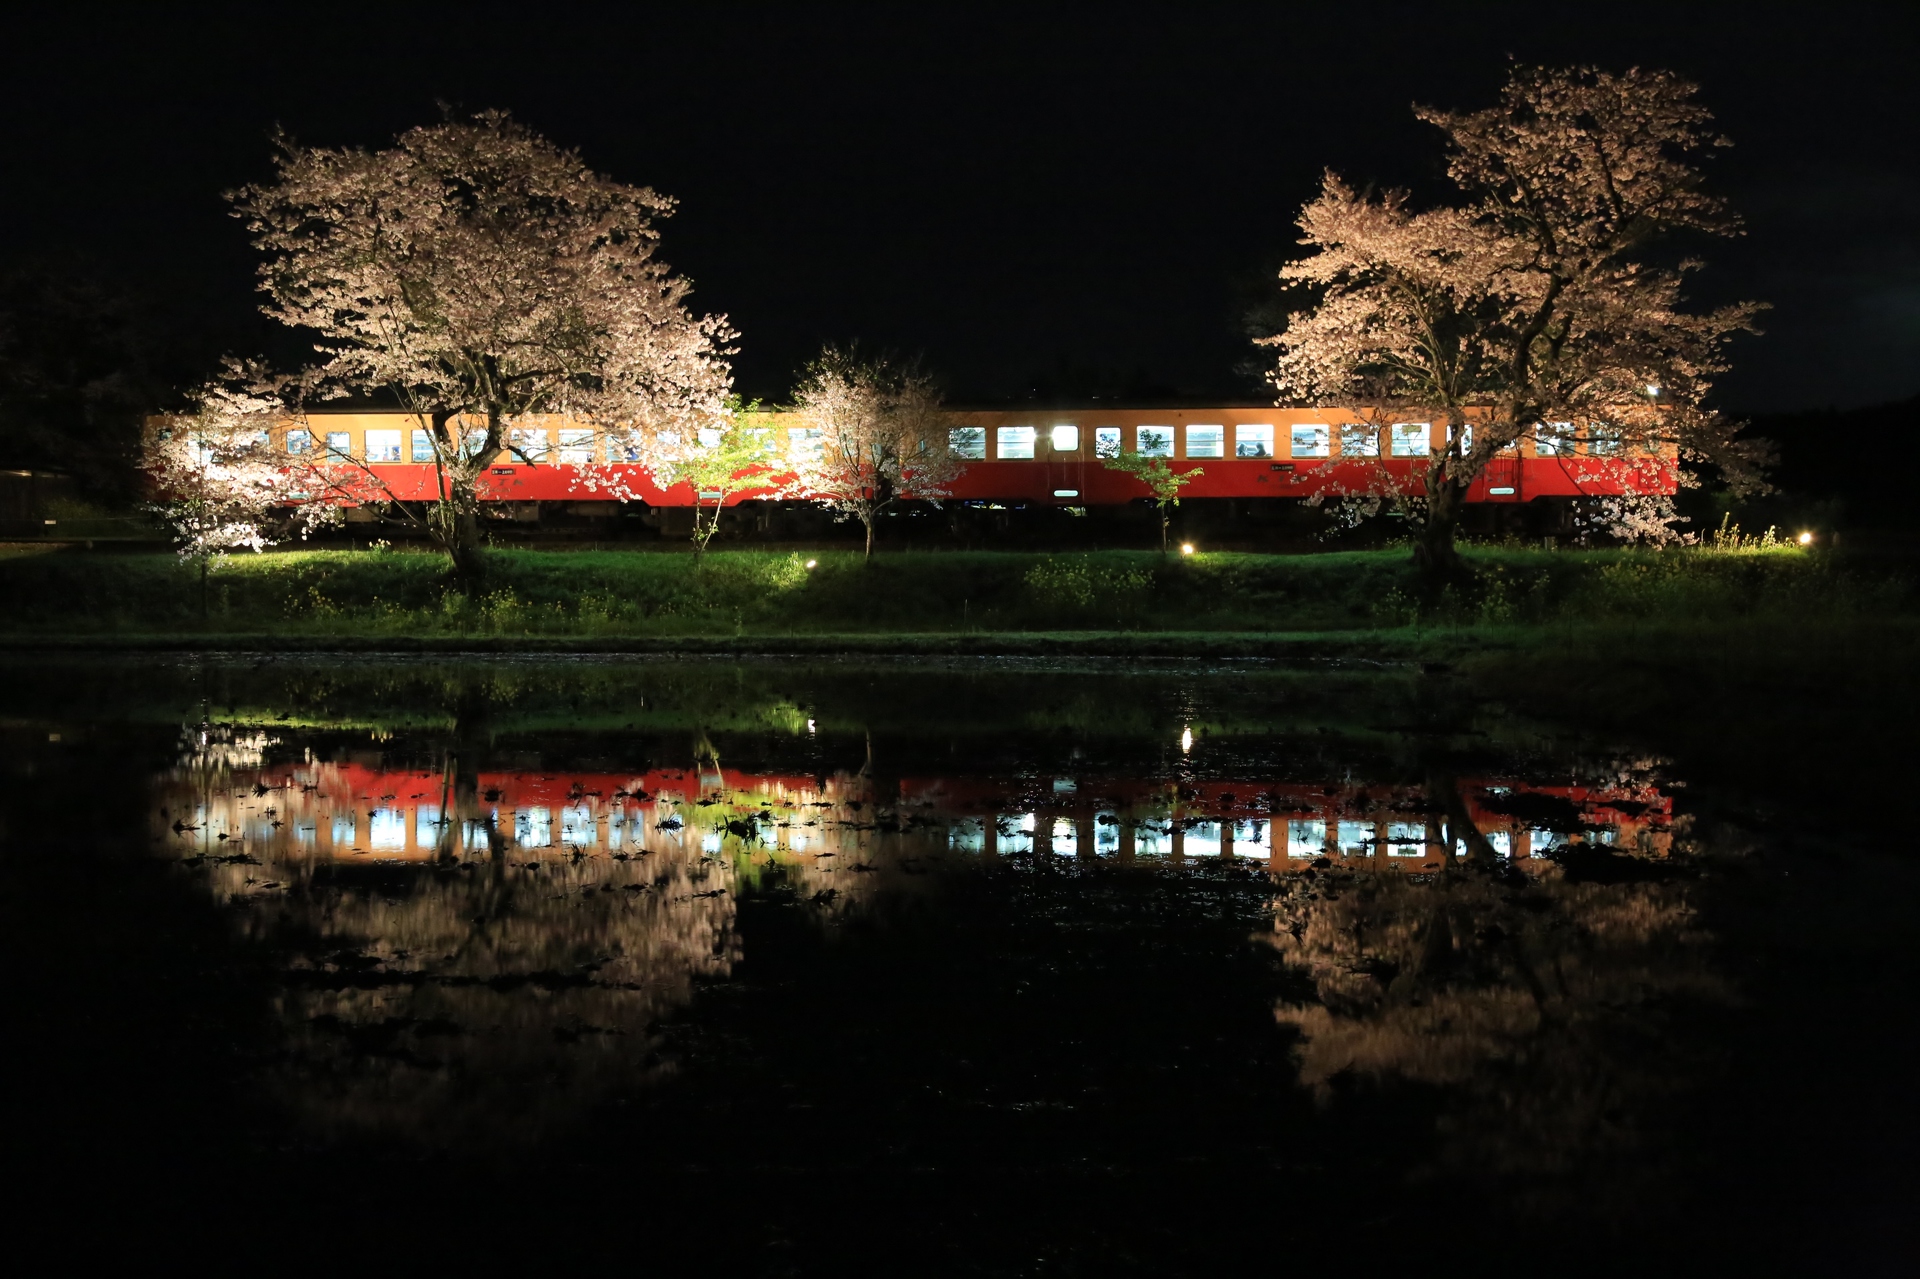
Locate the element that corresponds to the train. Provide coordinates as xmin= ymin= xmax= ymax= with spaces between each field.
xmin=244 ymin=405 xmax=1676 ymax=539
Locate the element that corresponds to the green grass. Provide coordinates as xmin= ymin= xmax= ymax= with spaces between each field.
xmin=0 ymin=544 xmax=1903 ymax=644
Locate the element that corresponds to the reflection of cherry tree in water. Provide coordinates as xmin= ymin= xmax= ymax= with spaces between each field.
xmin=1268 ymin=774 xmax=1729 ymax=1207
xmin=154 ymin=700 xmax=894 ymax=1151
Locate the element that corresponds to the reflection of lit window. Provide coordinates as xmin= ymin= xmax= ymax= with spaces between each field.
xmin=948 ymin=817 xmax=986 ymax=853
xmin=1183 ymin=821 xmax=1222 ymax=856
xmin=1135 ymin=820 xmax=1171 ymax=855
xmin=1486 ymin=830 xmax=1512 ymax=857
xmin=365 ymin=429 xmax=403 ymax=463
xmin=1290 ymin=425 xmax=1330 ymax=458
xmin=1052 ymin=817 xmax=1077 ymax=856
xmin=1387 ymin=821 xmax=1426 ymax=856
xmin=515 ymin=807 xmax=551 ymax=848
xmin=1050 ymin=425 xmax=1080 ymax=452
xmin=1286 ymin=819 xmax=1326 ymax=858
xmin=416 ymin=805 xmax=442 ymax=847
xmin=331 ymin=813 xmax=356 ymax=846
xmin=462 ymin=820 xmax=491 ymax=851
xmin=702 ymin=831 xmax=723 ymax=854
xmin=1136 ymin=426 xmax=1174 ymax=458
xmin=1339 ymin=424 xmax=1379 ymax=457
xmin=561 ymin=804 xmax=595 ymax=846
xmin=1093 ymin=427 xmax=1121 ymax=458
xmin=999 ymin=812 xmax=1037 ymax=852
xmin=1530 ymin=828 xmax=1566 ymax=853
xmin=369 ymin=808 xmax=406 ymax=850
xmin=1232 ymin=818 xmax=1271 ymax=856
xmin=789 ymin=827 xmax=814 ymax=854
xmin=997 ymin=426 xmax=1036 ymax=459
xmin=1094 ymin=813 xmax=1120 ymax=855
xmin=1390 ymin=423 xmax=1430 ymax=457
xmin=559 ymin=429 xmax=595 ymax=464
xmin=1236 ymin=424 xmax=1274 ymax=458
xmin=1186 ymin=425 xmax=1225 ymax=458
xmin=949 ymin=427 xmax=986 ymax=459
xmin=1337 ymin=820 xmax=1372 ymax=856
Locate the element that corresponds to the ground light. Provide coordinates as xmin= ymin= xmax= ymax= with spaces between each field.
xmin=1798 ymin=532 xmax=1814 ymax=545
xmin=1180 ymin=543 xmax=1195 ymax=555
xmin=805 ymin=559 xmax=817 ymax=568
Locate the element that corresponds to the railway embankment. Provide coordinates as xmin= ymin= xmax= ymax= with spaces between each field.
xmin=0 ymin=544 xmax=1902 ymax=654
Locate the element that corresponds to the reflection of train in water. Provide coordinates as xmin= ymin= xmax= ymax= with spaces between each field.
xmin=242 ymin=406 xmax=1675 ymax=537
xmin=158 ymin=752 xmax=1671 ymax=871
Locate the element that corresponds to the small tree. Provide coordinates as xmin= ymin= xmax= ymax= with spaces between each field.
xmin=227 ymin=110 xmax=734 ymax=585
xmin=787 ymin=349 xmax=958 ymax=557
xmin=1261 ymin=65 xmax=1766 ymax=580
xmin=651 ymin=401 xmax=782 ymax=556
xmin=1100 ymin=441 xmax=1200 ymax=554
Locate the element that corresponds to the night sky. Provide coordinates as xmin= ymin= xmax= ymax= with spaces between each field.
xmin=3 ymin=2 xmax=1914 ymax=411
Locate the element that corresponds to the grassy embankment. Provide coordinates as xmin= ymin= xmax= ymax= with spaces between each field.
xmin=0 ymin=543 xmax=1906 ymax=656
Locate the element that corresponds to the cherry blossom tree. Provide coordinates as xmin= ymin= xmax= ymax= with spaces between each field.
xmin=227 ymin=110 xmax=735 ymax=583
xmin=1261 ymin=65 xmax=1768 ymax=578
xmin=786 ymin=349 xmax=958 ymax=558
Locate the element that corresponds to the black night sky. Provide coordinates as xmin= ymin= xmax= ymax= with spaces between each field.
xmin=3 ymin=1 xmax=1914 ymax=410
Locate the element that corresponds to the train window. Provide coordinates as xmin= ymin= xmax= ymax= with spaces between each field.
xmin=286 ymin=429 xmax=313 ymax=456
xmin=411 ymin=429 xmax=435 ymax=462
xmin=789 ymin=427 xmax=824 ymax=463
xmin=1137 ymin=426 xmax=1174 ymax=457
xmin=1386 ymin=821 xmax=1426 ymax=856
xmin=1051 ymin=817 xmax=1078 ymax=857
xmin=1094 ymin=427 xmax=1121 ymax=458
xmin=1536 ymin=422 xmax=1575 ymax=455
xmin=1290 ymin=425 xmax=1330 ymax=458
xmin=509 ymin=428 xmax=548 ymax=461
xmin=324 ymin=431 xmax=350 ymax=457
xmin=1339 ymin=423 xmax=1379 ymax=457
xmin=948 ymin=426 xmax=986 ymax=459
xmin=696 ymin=427 xmax=723 ymax=449
xmin=1286 ymin=819 xmax=1327 ymax=859
xmin=1184 ymin=821 xmax=1222 ymax=856
xmin=365 ymin=429 xmax=403 ymax=463
xmin=997 ymin=425 xmax=1036 ymax=459
xmin=1236 ymin=424 xmax=1274 ymax=458
xmin=1050 ymin=424 xmax=1080 ymax=452
xmin=1588 ymin=423 xmax=1625 ymax=456
xmin=1231 ymin=818 xmax=1271 ymax=856
xmin=1186 ymin=424 xmax=1225 ymax=458
xmin=1447 ymin=422 xmax=1473 ymax=455
xmin=514 ymin=807 xmax=552 ymax=848
xmin=1337 ymin=820 xmax=1373 ymax=856
xmin=1390 ymin=423 xmax=1431 ymax=457
xmin=559 ymin=429 xmax=595 ymax=463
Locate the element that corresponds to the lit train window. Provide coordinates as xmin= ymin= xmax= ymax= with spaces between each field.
xmin=1050 ymin=424 xmax=1080 ymax=452
xmin=1339 ymin=424 xmax=1379 ymax=457
xmin=463 ymin=428 xmax=490 ymax=460
xmin=948 ymin=817 xmax=986 ymax=853
xmin=1136 ymin=426 xmax=1173 ymax=457
xmin=1337 ymin=820 xmax=1373 ymax=856
xmin=948 ymin=427 xmax=986 ymax=459
xmin=1536 ymin=422 xmax=1575 ymax=455
xmin=365 ymin=429 xmax=403 ymax=463
xmin=1093 ymin=427 xmax=1121 ymax=458
xmin=1290 ymin=425 xmax=1330 ymax=458
xmin=696 ymin=427 xmax=723 ymax=449
xmin=1447 ymin=422 xmax=1474 ymax=455
xmin=1390 ymin=423 xmax=1431 ymax=457
xmin=1486 ymin=830 xmax=1512 ymax=857
xmin=1186 ymin=425 xmax=1224 ymax=458
xmin=997 ymin=426 xmax=1036 ymax=459
xmin=412 ymin=429 xmax=435 ymax=462
xmin=324 ymin=431 xmax=350 ymax=457
xmin=559 ymin=429 xmax=595 ymax=463
xmin=509 ymin=428 xmax=548 ymax=461
xmin=1588 ymin=423 xmax=1624 ymax=456
xmin=1386 ymin=821 xmax=1426 ymax=856
xmin=1286 ymin=819 xmax=1327 ymax=858
xmin=1236 ymin=424 xmax=1274 ymax=458
xmin=789 ymin=427 xmax=823 ymax=463
xmin=286 ymin=429 xmax=312 ymax=456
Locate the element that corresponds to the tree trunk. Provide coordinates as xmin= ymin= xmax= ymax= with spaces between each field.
xmin=1159 ymin=508 xmax=1169 ymax=556
xmin=864 ymin=516 xmax=874 ymax=559
xmin=1413 ymin=474 xmax=1468 ymax=583
xmin=448 ymin=508 xmax=486 ymax=591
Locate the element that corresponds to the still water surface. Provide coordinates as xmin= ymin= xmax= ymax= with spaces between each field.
xmin=2 ymin=654 xmax=1911 ymax=1272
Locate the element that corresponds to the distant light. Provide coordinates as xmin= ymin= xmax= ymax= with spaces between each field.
xmin=806 ymin=718 xmax=816 ymax=734
xmin=1797 ymin=531 xmax=1814 ymax=545
xmin=1646 ymin=385 xmax=1661 ymax=396
xmin=804 ymin=559 xmax=817 ymax=569
xmin=1180 ymin=543 xmax=1195 ymax=555
xmin=1181 ymin=727 xmax=1193 ymax=753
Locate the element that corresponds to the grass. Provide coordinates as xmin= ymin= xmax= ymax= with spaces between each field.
xmin=0 ymin=543 xmax=1904 ymax=646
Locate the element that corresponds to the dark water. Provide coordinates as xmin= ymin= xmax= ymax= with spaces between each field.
xmin=2 ymin=654 xmax=1913 ymax=1273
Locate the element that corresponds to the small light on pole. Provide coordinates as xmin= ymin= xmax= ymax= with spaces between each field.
xmin=1797 ymin=531 xmax=1813 ymax=546
xmin=1180 ymin=542 xmax=1195 ymax=556
xmin=1646 ymin=384 xmax=1661 ymax=397
xmin=1181 ymin=727 xmax=1193 ymax=753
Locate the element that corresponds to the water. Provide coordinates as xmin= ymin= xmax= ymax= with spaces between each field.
xmin=2 ymin=653 xmax=1913 ymax=1272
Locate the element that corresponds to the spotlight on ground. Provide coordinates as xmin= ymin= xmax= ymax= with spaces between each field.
xmin=1180 ymin=543 xmax=1195 ymax=555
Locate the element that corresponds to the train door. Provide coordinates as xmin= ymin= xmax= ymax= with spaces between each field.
xmin=1046 ymin=424 xmax=1084 ymax=501
xmin=1479 ymin=449 xmax=1521 ymax=500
